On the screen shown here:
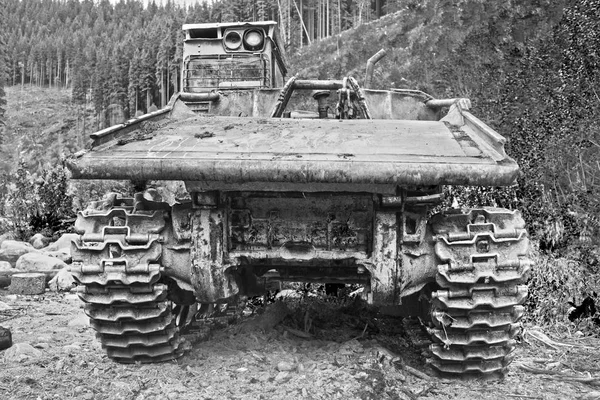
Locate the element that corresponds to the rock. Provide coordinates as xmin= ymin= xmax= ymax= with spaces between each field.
xmin=35 ymin=334 xmax=52 ymax=343
xmin=0 ymin=261 xmax=14 ymax=288
xmin=64 ymin=293 xmax=80 ymax=303
xmin=8 ymin=273 xmax=46 ymax=295
xmin=48 ymin=268 xmax=76 ymax=292
xmin=42 ymin=250 xmax=72 ymax=264
xmin=63 ymin=344 xmax=81 ymax=353
xmin=274 ymin=371 xmax=291 ymax=382
xmin=68 ymin=314 xmax=89 ymax=328
xmin=29 ymin=233 xmax=50 ymax=249
xmin=0 ymin=261 xmax=12 ymax=271
xmin=0 ymin=326 xmax=12 ymax=350
xmin=16 ymin=252 xmax=67 ymax=273
xmin=0 ymin=231 xmax=16 ymax=247
xmin=45 ymin=233 xmax=79 ymax=252
xmin=0 ymin=240 xmax=38 ymax=266
xmin=276 ymin=361 xmax=296 ymax=371
xmin=3 ymin=343 xmax=41 ymax=362
xmin=33 ymin=342 xmax=49 ymax=350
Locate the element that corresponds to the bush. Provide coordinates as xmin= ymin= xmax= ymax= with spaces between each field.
xmin=526 ymin=246 xmax=600 ymax=332
xmin=4 ymin=162 xmax=75 ymax=240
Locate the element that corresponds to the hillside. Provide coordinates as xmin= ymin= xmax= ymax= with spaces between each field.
xmin=1 ymin=87 xmax=89 ymax=174
xmin=287 ymin=2 xmax=600 ymax=256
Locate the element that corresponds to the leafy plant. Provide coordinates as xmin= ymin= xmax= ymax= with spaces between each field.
xmin=5 ymin=162 xmax=75 ymax=240
xmin=526 ymin=247 xmax=600 ymax=334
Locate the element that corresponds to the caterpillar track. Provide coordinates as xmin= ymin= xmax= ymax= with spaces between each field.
xmin=69 ymin=193 xmax=187 ymax=363
xmin=428 ymin=208 xmax=531 ymax=379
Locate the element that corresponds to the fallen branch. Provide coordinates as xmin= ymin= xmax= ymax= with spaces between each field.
xmin=506 ymin=395 xmax=543 ymax=399
xmin=351 ymin=322 xmax=369 ymax=340
xmin=518 ymin=363 xmax=562 ymax=375
xmin=405 ymin=365 xmax=431 ymax=381
xmin=281 ymin=325 xmax=313 ymax=339
xmin=525 ymin=329 xmax=574 ymax=350
xmin=519 ymin=363 xmax=600 ymax=387
xmin=546 ymin=376 xmax=600 ymax=387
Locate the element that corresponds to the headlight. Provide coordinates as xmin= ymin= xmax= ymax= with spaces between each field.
xmin=224 ymin=31 xmax=242 ymax=50
xmin=243 ymin=29 xmax=265 ymax=51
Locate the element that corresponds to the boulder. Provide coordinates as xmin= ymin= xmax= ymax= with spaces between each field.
xmin=0 ymin=262 xmax=13 ymax=287
xmin=0 ymin=231 xmax=17 ymax=247
xmin=9 ymin=273 xmax=46 ymax=295
xmin=3 ymin=343 xmax=41 ymax=362
xmin=45 ymin=233 xmax=79 ymax=253
xmin=29 ymin=233 xmax=50 ymax=249
xmin=42 ymin=250 xmax=72 ymax=264
xmin=48 ymin=268 xmax=76 ymax=292
xmin=0 ymin=261 xmax=12 ymax=271
xmin=68 ymin=314 xmax=89 ymax=328
xmin=0 ymin=326 xmax=12 ymax=351
xmin=0 ymin=240 xmax=38 ymax=266
xmin=16 ymin=252 xmax=67 ymax=273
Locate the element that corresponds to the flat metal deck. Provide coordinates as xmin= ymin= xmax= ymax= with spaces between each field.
xmin=68 ymin=113 xmax=519 ymax=187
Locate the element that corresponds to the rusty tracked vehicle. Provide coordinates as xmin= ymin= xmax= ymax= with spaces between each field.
xmin=66 ymin=21 xmax=530 ymax=378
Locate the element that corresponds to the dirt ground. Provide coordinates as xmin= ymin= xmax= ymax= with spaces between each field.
xmin=0 ymin=290 xmax=599 ymax=400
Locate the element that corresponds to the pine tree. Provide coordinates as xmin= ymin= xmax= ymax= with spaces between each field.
xmin=128 ymin=48 xmax=142 ymax=117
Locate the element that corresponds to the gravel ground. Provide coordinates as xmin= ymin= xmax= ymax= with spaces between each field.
xmin=0 ymin=290 xmax=598 ymax=400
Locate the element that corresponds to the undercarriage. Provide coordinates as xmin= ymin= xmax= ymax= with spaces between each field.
xmin=69 ymin=188 xmax=530 ymax=378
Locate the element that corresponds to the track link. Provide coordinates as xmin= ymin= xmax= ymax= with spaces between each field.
xmin=70 ymin=192 xmax=186 ymax=363
xmin=428 ymin=208 xmax=531 ymax=379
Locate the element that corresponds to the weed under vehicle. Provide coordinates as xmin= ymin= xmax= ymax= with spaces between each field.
xmin=66 ymin=21 xmax=530 ymax=378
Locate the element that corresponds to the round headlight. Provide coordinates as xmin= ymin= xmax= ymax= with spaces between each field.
xmin=243 ymin=29 xmax=264 ymax=51
xmin=224 ymin=31 xmax=242 ymax=50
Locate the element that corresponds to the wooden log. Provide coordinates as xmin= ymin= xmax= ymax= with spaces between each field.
xmin=9 ymin=273 xmax=46 ymax=295
xmin=0 ymin=270 xmax=59 ymax=288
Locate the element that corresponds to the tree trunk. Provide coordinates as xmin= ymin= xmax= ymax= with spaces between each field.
xmin=0 ymin=269 xmax=58 ymax=288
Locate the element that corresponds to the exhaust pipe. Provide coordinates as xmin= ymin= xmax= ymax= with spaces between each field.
xmin=364 ymin=49 xmax=387 ymax=89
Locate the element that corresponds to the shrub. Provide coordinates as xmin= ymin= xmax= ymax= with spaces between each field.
xmin=526 ymin=245 xmax=600 ymax=333
xmin=5 ymin=162 xmax=75 ymax=240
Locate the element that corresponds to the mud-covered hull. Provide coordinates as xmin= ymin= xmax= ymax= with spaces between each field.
xmin=68 ymin=99 xmax=518 ymax=188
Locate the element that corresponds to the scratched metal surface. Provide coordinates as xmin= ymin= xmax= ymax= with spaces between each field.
xmin=69 ymin=114 xmax=519 ymax=186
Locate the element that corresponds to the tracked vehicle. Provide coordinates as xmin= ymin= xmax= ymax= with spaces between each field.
xmin=66 ymin=21 xmax=530 ymax=378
